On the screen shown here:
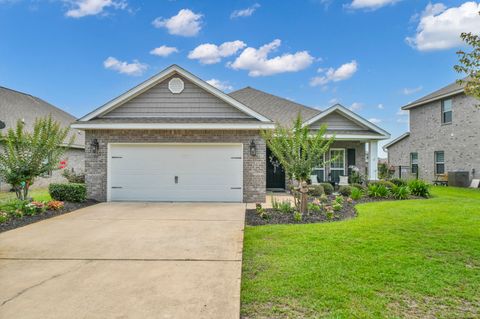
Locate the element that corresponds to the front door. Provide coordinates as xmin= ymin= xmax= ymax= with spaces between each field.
xmin=266 ymin=148 xmax=286 ymax=190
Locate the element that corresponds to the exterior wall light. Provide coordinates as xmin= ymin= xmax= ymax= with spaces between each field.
xmin=249 ymin=140 xmax=257 ymax=157
xmin=90 ymin=138 xmax=99 ymax=154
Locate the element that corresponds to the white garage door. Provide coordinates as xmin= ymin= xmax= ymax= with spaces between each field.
xmin=108 ymin=144 xmax=243 ymax=202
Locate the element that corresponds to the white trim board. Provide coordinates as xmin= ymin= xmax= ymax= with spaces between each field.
xmin=401 ymin=88 xmax=464 ymax=110
xmin=79 ymin=64 xmax=272 ymax=123
xmin=71 ymin=122 xmax=275 ymax=130
xmin=383 ymin=132 xmax=410 ymax=151
xmin=303 ymin=104 xmax=390 ymax=139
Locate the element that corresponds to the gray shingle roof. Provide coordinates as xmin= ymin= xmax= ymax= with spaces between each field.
xmin=228 ymin=87 xmax=321 ymax=127
xmin=82 ymin=118 xmax=263 ymax=124
xmin=0 ymin=87 xmax=84 ymax=148
xmin=402 ymin=79 xmax=466 ymax=110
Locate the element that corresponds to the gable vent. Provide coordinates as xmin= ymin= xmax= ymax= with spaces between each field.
xmin=168 ymin=77 xmax=184 ymax=94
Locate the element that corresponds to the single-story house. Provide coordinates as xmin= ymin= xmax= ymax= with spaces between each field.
xmin=0 ymin=86 xmax=85 ymax=191
xmin=72 ymin=65 xmax=390 ymax=203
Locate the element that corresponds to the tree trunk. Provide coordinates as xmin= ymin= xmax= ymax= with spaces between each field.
xmin=299 ymin=180 xmax=309 ymax=214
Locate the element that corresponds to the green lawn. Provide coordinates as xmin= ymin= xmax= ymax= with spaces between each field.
xmin=241 ymin=187 xmax=480 ymax=318
xmin=0 ymin=187 xmax=51 ymax=202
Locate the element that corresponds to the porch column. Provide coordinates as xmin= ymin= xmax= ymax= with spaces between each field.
xmin=368 ymin=140 xmax=378 ymax=181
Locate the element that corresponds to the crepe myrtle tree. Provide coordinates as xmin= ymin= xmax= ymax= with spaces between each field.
xmin=0 ymin=117 xmax=73 ymax=200
xmin=262 ymin=115 xmax=335 ymax=214
xmin=454 ymin=21 xmax=480 ymax=108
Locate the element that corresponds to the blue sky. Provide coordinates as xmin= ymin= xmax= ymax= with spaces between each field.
xmin=1 ymin=0 xmax=479 ymax=156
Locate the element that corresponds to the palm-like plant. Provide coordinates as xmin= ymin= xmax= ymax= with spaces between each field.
xmin=262 ymin=115 xmax=335 ymax=213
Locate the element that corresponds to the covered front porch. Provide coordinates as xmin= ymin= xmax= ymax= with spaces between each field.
xmin=266 ymin=139 xmax=380 ymax=191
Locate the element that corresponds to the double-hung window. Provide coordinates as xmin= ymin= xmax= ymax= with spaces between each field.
xmin=312 ymin=154 xmax=326 ymax=183
xmin=330 ymin=149 xmax=345 ymax=183
xmin=435 ymin=151 xmax=445 ymax=175
xmin=441 ymin=99 xmax=452 ymax=124
xmin=410 ymin=152 xmax=418 ymax=174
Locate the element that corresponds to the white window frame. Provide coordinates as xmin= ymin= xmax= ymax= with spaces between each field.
xmin=410 ymin=152 xmax=418 ymax=174
xmin=312 ymin=153 xmax=326 ymax=182
xmin=330 ymin=148 xmax=346 ymax=177
xmin=434 ymin=151 xmax=445 ymax=175
xmin=441 ymin=98 xmax=452 ymax=124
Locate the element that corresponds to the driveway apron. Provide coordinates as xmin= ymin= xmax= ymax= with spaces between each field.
xmin=0 ymin=202 xmax=245 ymax=319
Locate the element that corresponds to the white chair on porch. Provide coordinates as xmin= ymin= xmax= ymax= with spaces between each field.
xmin=339 ymin=176 xmax=349 ymax=186
xmin=310 ymin=175 xmax=320 ymax=185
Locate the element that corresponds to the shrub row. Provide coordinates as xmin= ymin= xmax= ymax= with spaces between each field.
xmin=48 ymin=183 xmax=86 ymax=202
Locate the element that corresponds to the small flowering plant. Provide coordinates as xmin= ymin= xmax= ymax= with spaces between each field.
xmin=31 ymin=201 xmax=47 ymax=213
xmin=47 ymin=200 xmax=64 ymax=210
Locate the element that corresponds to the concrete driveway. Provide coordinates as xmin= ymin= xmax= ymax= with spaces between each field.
xmin=0 ymin=202 xmax=245 ymax=319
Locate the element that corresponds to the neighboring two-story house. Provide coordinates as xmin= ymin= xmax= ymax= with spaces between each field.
xmin=384 ymin=79 xmax=480 ymax=184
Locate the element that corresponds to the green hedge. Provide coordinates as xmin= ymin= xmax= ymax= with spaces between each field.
xmin=48 ymin=183 xmax=86 ymax=202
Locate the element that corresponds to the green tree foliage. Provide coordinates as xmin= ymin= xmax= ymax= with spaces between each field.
xmin=262 ymin=115 xmax=335 ymax=213
xmin=0 ymin=117 xmax=73 ymax=200
xmin=454 ymin=23 xmax=480 ymax=107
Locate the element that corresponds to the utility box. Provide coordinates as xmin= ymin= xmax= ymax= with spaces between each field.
xmin=448 ymin=171 xmax=470 ymax=187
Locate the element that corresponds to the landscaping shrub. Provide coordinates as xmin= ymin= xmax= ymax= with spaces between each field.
xmin=308 ymin=185 xmax=324 ymax=197
xmin=321 ymin=183 xmax=334 ymax=195
xmin=350 ymin=187 xmax=363 ymax=200
xmin=307 ymin=202 xmax=322 ymax=213
xmin=335 ymin=195 xmax=344 ymax=204
xmin=351 ymin=183 xmax=365 ymax=190
xmin=293 ymin=211 xmax=302 ymax=222
xmin=49 ymin=183 xmax=86 ymax=202
xmin=278 ymin=201 xmax=294 ymax=214
xmin=391 ymin=185 xmax=411 ymax=200
xmin=367 ymin=184 xmax=390 ymax=198
xmin=62 ymin=170 xmax=85 ymax=184
xmin=332 ymin=202 xmax=342 ymax=211
xmin=369 ymin=180 xmax=395 ymax=189
xmin=47 ymin=200 xmax=64 ymax=210
xmin=319 ymin=194 xmax=329 ymax=203
xmin=408 ymin=179 xmax=430 ymax=198
xmin=390 ymin=178 xmax=407 ymax=187
xmin=338 ymin=185 xmax=352 ymax=197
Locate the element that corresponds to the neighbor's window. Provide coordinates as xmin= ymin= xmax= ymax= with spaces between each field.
xmin=410 ymin=152 xmax=418 ymax=174
xmin=441 ymin=99 xmax=452 ymax=124
xmin=435 ymin=151 xmax=445 ymax=175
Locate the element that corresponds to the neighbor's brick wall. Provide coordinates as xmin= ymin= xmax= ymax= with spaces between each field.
xmin=0 ymin=147 xmax=85 ymax=191
xmin=85 ymin=130 xmax=266 ymax=203
xmin=387 ymin=93 xmax=480 ymax=182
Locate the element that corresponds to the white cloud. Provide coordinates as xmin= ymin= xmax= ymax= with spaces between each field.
xmin=348 ymin=0 xmax=400 ymax=10
xmin=406 ymin=2 xmax=480 ymax=51
xmin=152 ymin=9 xmax=203 ymax=37
xmin=377 ymin=103 xmax=384 ymax=109
xmin=349 ymin=102 xmax=363 ymax=111
xmin=230 ymin=3 xmax=260 ymax=18
xmin=150 ymin=45 xmax=178 ymax=57
xmin=328 ymin=98 xmax=339 ymax=105
xmin=402 ymin=86 xmax=423 ymax=95
xmin=310 ymin=60 xmax=358 ymax=87
xmin=65 ymin=0 xmax=127 ymax=18
xmin=188 ymin=41 xmax=246 ymax=64
xmin=229 ymin=39 xmax=314 ymax=77
xmin=368 ymin=118 xmax=382 ymax=124
xmin=206 ymin=79 xmax=233 ymax=92
xmin=103 ymin=56 xmax=147 ymax=76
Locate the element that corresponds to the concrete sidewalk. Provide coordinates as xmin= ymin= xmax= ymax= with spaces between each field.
xmin=0 ymin=202 xmax=246 ymax=319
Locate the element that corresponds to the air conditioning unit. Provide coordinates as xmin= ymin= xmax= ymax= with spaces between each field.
xmin=448 ymin=171 xmax=470 ymax=187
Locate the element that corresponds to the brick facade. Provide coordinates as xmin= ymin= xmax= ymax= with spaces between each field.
xmin=387 ymin=93 xmax=480 ymax=182
xmin=85 ymin=129 xmax=266 ymax=203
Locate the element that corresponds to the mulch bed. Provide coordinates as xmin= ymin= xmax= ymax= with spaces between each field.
xmin=245 ymin=195 xmax=423 ymax=226
xmin=0 ymin=200 xmax=98 ymax=233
